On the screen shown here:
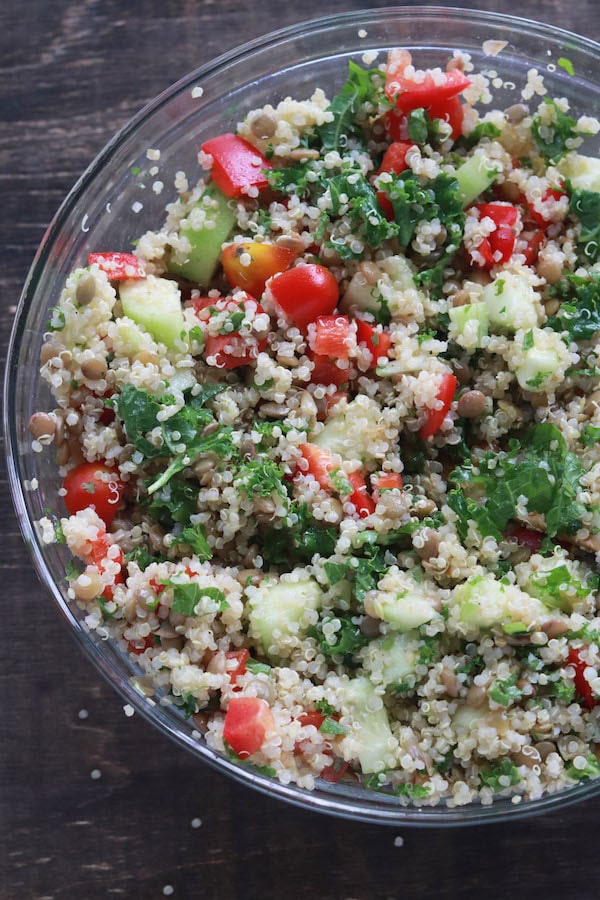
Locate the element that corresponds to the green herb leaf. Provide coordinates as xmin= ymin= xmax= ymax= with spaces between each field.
xmin=569 ymin=189 xmax=600 ymax=264
xmin=319 ymin=717 xmax=347 ymax=735
xmin=488 ymin=672 xmax=524 ymax=707
xmin=245 ymin=658 xmax=272 ymax=675
xmin=317 ymin=61 xmax=378 ymax=151
xmin=309 ymin=613 xmax=367 ymax=659
xmin=171 ymin=582 xmax=228 ymax=616
xmin=566 ymin=754 xmax=600 ymax=781
xmin=171 ymin=524 xmax=212 ymax=561
xmin=531 ymin=98 xmax=578 ymax=164
xmin=479 ymin=758 xmax=520 ymax=791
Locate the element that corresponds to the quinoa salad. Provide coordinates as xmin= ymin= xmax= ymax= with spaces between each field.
xmin=30 ymin=47 xmax=600 ymax=808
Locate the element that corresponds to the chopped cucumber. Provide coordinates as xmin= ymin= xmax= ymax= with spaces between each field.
xmin=314 ymin=395 xmax=386 ymax=463
xmin=516 ymin=345 xmax=559 ymax=393
xmin=519 ymin=559 xmax=594 ymax=613
xmin=482 ymin=268 xmax=540 ymax=333
xmin=455 ymin=153 xmax=502 ymax=207
xmin=365 ymin=589 xmax=436 ymax=632
xmin=167 ymin=183 xmax=236 ymax=287
xmin=448 ymin=301 xmax=489 ymax=350
xmin=247 ymin=576 xmax=323 ymax=659
xmin=361 ymin=632 xmax=420 ymax=690
xmin=557 ymin=153 xmax=600 ymax=192
xmin=112 ymin=318 xmax=149 ymax=357
xmin=119 ymin=275 xmax=186 ymax=350
xmin=342 ymin=677 xmax=396 ymax=774
xmin=341 ymin=267 xmax=384 ymax=315
xmin=452 ymin=573 xmax=549 ymax=634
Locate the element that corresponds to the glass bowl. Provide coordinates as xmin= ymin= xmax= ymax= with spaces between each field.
xmin=6 ymin=6 xmax=600 ymax=826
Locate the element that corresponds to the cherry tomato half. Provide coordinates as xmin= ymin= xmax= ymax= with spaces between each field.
xmin=269 ymin=264 xmax=339 ymax=332
xmin=221 ymin=242 xmax=296 ymax=298
xmin=62 ymin=461 xmax=125 ymax=526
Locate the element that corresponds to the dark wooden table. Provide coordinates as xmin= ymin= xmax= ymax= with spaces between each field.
xmin=3 ymin=1 xmax=600 ymax=897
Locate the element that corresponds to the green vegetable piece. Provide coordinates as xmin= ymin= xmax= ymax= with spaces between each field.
xmin=342 ymin=676 xmax=395 ymax=774
xmin=247 ymin=577 xmax=323 ymax=658
xmin=531 ymin=98 xmax=578 ymax=164
xmin=167 ymin=183 xmax=236 ymax=287
xmin=171 ymin=582 xmax=228 ymax=616
xmin=488 ymin=673 xmax=524 ymax=707
xmin=479 ymin=758 xmax=520 ymax=791
xmin=317 ymin=61 xmax=378 ymax=151
xmin=454 ymin=153 xmax=502 ymax=206
xmin=566 ymin=754 xmax=600 ymax=781
xmin=310 ymin=613 xmax=367 ymax=659
xmin=119 ymin=275 xmax=186 ymax=350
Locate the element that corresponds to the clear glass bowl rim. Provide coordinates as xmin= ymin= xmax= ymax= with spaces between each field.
xmin=6 ymin=5 xmax=600 ymax=826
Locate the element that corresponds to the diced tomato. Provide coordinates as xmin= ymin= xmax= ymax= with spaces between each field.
xmin=346 ymin=470 xmax=376 ymax=518
xmin=509 ymin=525 xmax=544 ymax=553
xmin=269 ymin=264 xmax=339 ymax=332
xmin=298 ymin=711 xmax=326 ymax=729
xmin=225 ymin=649 xmax=250 ymax=688
xmin=194 ymin=294 xmax=269 ymax=369
xmin=128 ymin=634 xmax=156 ymax=655
xmin=189 ymin=295 xmax=217 ymax=314
xmin=320 ymin=759 xmax=350 ymax=783
xmin=222 ymin=696 xmax=275 ymax=758
xmin=385 ymin=49 xmax=471 ymax=114
xmin=62 ymin=461 xmax=125 ymax=527
xmin=88 ymin=533 xmax=124 ymax=601
xmin=567 ymin=648 xmax=598 ymax=710
xmin=298 ymin=442 xmax=338 ymax=492
xmin=518 ymin=229 xmax=545 ymax=266
xmin=221 ymin=242 xmax=296 ymax=298
xmin=427 ymin=94 xmax=466 ymax=140
xmin=310 ymin=315 xmax=352 ymax=359
xmin=355 ymin=319 xmax=392 ymax=363
xmin=376 ymin=140 xmax=415 ymax=218
xmin=373 ymin=472 xmax=404 ymax=502
xmin=525 ymin=186 xmax=566 ymax=229
xmin=201 ymin=133 xmax=272 ymax=198
xmin=419 ymin=372 xmax=457 ymax=440
xmin=149 ymin=577 xmax=166 ymax=596
xmin=87 ymin=252 xmax=145 ymax=281
xmin=297 ymin=444 xmax=374 ymax=517
xmin=308 ymin=352 xmax=350 ymax=388
xmin=471 ymin=203 xmax=519 ymax=268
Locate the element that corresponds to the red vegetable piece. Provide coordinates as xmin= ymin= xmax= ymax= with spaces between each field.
xmin=223 ymin=696 xmax=275 ymax=757
xmin=196 ymin=294 xmax=269 ymax=369
xmin=269 ymin=264 xmax=339 ymax=332
xmin=225 ymin=649 xmax=250 ymax=688
xmin=385 ymin=49 xmax=471 ymax=114
xmin=221 ymin=242 xmax=296 ymax=298
xmin=88 ymin=252 xmax=145 ymax=281
xmin=62 ymin=461 xmax=125 ymax=526
xmin=567 ymin=648 xmax=598 ymax=710
xmin=419 ymin=372 xmax=457 ymax=440
xmin=320 ymin=759 xmax=350 ymax=783
xmin=509 ymin=525 xmax=544 ymax=553
xmin=376 ymin=140 xmax=415 ymax=218
xmin=201 ymin=134 xmax=272 ymax=198
xmin=355 ymin=319 xmax=392 ymax=363
xmin=308 ymin=352 xmax=350 ymax=388
xmin=298 ymin=442 xmax=337 ymax=492
xmin=128 ymin=634 xmax=156 ymax=655
xmin=346 ymin=470 xmax=376 ymax=518
xmin=298 ymin=711 xmax=327 ymax=729
xmin=310 ymin=315 xmax=352 ymax=359
xmin=427 ymin=94 xmax=466 ymax=140
xmin=373 ymin=472 xmax=404 ymax=500
xmin=472 ymin=203 xmax=519 ymax=268
xmin=88 ymin=533 xmax=124 ymax=601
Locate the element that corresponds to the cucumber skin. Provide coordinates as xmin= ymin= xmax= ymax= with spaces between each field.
xmin=167 ymin=184 xmax=236 ymax=287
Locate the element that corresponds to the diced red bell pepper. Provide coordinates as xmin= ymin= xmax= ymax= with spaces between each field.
xmin=419 ymin=372 xmax=457 ymax=440
xmin=88 ymin=252 xmax=145 ymax=281
xmin=310 ymin=315 xmax=352 ymax=359
xmin=427 ymin=94 xmax=466 ymax=140
xmin=201 ymin=133 xmax=272 ymax=198
xmin=567 ymin=648 xmax=598 ymax=710
xmin=298 ymin=711 xmax=327 ymax=729
xmin=194 ymin=294 xmax=269 ymax=369
xmin=225 ymin=649 xmax=250 ymax=688
xmin=222 ymin=696 xmax=275 ymax=757
xmin=525 ymin=186 xmax=566 ymax=229
xmin=355 ymin=319 xmax=392 ymax=363
xmin=471 ymin=203 xmax=519 ymax=268
xmin=308 ymin=352 xmax=350 ymax=388
xmin=385 ymin=49 xmax=471 ymax=114
xmin=518 ymin=229 xmax=546 ymax=266
xmin=128 ymin=634 xmax=156 ymax=655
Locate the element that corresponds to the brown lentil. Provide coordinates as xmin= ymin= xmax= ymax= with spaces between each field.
xmin=80 ymin=357 xmax=107 ymax=380
xmin=28 ymin=412 xmax=56 ymax=439
xmin=75 ymin=273 xmax=97 ymax=306
xmin=457 ymin=390 xmax=486 ymax=418
xmin=250 ymin=112 xmax=277 ymax=140
xmin=415 ymin=527 xmax=440 ymax=561
xmin=505 ymin=102 xmax=530 ymax=123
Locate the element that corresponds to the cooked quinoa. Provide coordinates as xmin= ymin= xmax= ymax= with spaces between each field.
xmin=31 ymin=48 xmax=600 ymax=807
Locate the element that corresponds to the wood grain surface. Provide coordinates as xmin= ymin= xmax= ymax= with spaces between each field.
xmin=3 ymin=2 xmax=600 ymax=898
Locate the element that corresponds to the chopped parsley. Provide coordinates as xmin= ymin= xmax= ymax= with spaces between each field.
xmin=479 ymin=758 xmax=521 ymax=791
xmin=450 ymin=423 xmax=586 ymax=539
xmin=531 ymin=98 xmax=579 ymax=164
xmin=548 ymin=272 xmax=600 ymax=341
xmin=566 ymin=754 xmax=600 ymax=781
xmin=171 ymin=523 xmax=212 ymax=561
xmin=569 ymin=189 xmax=600 ymax=264
xmin=234 ymin=457 xmax=287 ymax=500
xmin=317 ymin=61 xmax=379 ymax=151
xmin=319 ymin=717 xmax=347 ymax=735
xmin=309 ymin=613 xmax=367 ymax=659
xmin=488 ymin=672 xmax=524 ymax=707
xmin=170 ymin=581 xmax=228 ymax=616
